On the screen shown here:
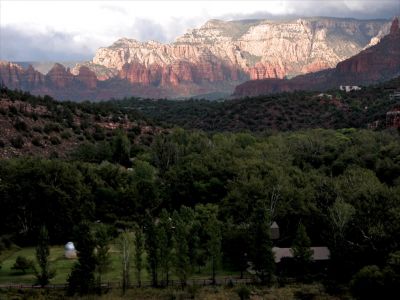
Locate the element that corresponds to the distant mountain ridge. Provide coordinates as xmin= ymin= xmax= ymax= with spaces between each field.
xmin=233 ymin=18 xmax=400 ymax=97
xmin=0 ymin=17 xmax=393 ymax=100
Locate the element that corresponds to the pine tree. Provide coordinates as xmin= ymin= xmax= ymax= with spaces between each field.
xmin=94 ymin=224 xmax=112 ymax=291
xmin=144 ymin=215 xmax=160 ymax=287
xmin=291 ymin=223 xmax=313 ymax=280
xmin=67 ymin=222 xmax=97 ymax=295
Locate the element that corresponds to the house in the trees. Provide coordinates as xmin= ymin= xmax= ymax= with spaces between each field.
xmin=386 ymin=107 xmax=400 ymax=128
xmin=339 ymin=85 xmax=361 ymax=92
xmin=272 ymin=246 xmax=330 ymax=263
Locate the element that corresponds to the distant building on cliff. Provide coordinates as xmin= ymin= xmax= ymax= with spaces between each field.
xmin=340 ymin=85 xmax=362 ymax=92
xmin=389 ymin=91 xmax=400 ymax=100
xmin=386 ymin=107 xmax=400 ymax=128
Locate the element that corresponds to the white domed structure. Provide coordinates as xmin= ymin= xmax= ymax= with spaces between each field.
xmin=64 ymin=242 xmax=77 ymax=259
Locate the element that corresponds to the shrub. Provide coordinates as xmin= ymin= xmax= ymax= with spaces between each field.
xmin=236 ymin=286 xmax=251 ymax=300
xmin=32 ymin=137 xmax=42 ymax=147
xmin=14 ymin=119 xmax=28 ymax=131
xmin=0 ymin=139 xmax=5 ymax=148
xmin=50 ymin=136 xmax=61 ymax=145
xmin=43 ymin=123 xmax=62 ymax=134
xmin=93 ymin=126 xmax=106 ymax=141
xmin=61 ymin=131 xmax=72 ymax=140
xmin=350 ymin=265 xmax=384 ymax=300
xmin=49 ymin=151 xmax=59 ymax=159
xmin=32 ymin=126 xmax=43 ymax=133
xmin=10 ymin=136 xmax=24 ymax=148
xmin=9 ymin=106 xmax=18 ymax=115
xmin=12 ymin=256 xmax=34 ymax=274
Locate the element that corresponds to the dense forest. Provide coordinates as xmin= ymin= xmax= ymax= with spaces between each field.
xmin=0 ymin=85 xmax=400 ymax=298
xmin=115 ymin=76 xmax=400 ymax=131
xmin=1 ymin=126 xmax=400 ymax=297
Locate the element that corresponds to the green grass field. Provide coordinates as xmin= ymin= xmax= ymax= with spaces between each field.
xmin=0 ymin=245 xmax=238 ymax=285
xmin=0 ymin=244 xmax=141 ymax=285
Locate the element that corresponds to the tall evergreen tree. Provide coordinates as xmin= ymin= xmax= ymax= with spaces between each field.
xmin=67 ymin=222 xmax=97 ymax=295
xmin=134 ymin=226 xmax=144 ymax=287
xmin=144 ymin=215 xmax=160 ymax=287
xmin=291 ymin=223 xmax=313 ymax=281
xmin=34 ymin=226 xmax=55 ymax=287
xmin=94 ymin=224 xmax=112 ymax=291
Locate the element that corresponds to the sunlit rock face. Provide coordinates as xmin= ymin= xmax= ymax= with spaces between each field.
xmin=90 ymin=17 xmax=390 ymax=83
xmin=0 ymin=18 xmax=392 ymax=100
xmin=233 ymin=18 xmax=400 ymax=97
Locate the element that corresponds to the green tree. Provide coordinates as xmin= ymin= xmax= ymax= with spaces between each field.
xmin=250 ymin=201 xmax=275 ymax=285
xmin=12 ymin=256 xmax=33 ymax=274
xmin=328 ymin=198 xmax=355 ymax=247
xmin=144 ymin=215 xmax=160 ymax=287
xmin=173 ymin=208 xmax=192 ymax=288
xmin=350 ymin=265 xmax=384 ymax=300
xmin=34 ymin=226 xmax=55 ymax=286
xmin=196 ymin=204 xmax=222 ymax=284
xmin=67 ymin=222 xmax=97 ymax=295
xmin=112 ymin=130 xmax=131 ymax=167
xmin=94 ymin=224 xmax=112 ymax=290
xmin=291 ymin=223 xmax=313 ymax=280
xmin=158 ymin=210 xmax=173 ymax=286
xmin=118 ymin=230 xmax=133 ymax=294
xmin=134 ymin=226 xmax=144 ymax=287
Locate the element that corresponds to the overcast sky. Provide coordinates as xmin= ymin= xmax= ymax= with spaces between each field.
xmin=1 ymin=0 xmax=399 ymax=61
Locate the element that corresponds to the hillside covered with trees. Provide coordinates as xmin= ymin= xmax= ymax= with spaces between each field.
xmin=116 ymin=77 xmax=400 ymax=132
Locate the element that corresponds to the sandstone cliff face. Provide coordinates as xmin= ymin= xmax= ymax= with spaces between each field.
xmin=0 ymin=61 xmax=45 ymax=89
xmin=89 ymin=17 xmax=390 ymax=85
xmin=0 ymin=17 xmax=393 ymax=100
xmin=234 ymin=18 xmax=400 ymax=97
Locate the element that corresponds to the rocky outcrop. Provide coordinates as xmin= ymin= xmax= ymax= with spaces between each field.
xmin=0 ymin=61 xmax=45 ymax=90
xmin=76 ymin=66 xmax=97 ymax=89
xmin=46 ymin=63 xmax=74 ymax=88
xmin=233 ymin=18 xmax=400 ymax=97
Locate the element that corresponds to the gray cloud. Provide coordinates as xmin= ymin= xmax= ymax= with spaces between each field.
xmin=129 ymin=18 xmax=168 ymax=42
xmin=219 ymin=0 xmax=399 ymax=21
xmin=1 ymin=0 xmax=398 ymax=62
xmin=0 ymin=26 xmax=94 ymax=61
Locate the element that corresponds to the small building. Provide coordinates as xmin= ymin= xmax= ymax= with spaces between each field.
xmin=389 ymin=91 xmax=400 ymax=100
xmin=386 ymin=107 xmax=400 ymax=128
xmin=340 ymin=85 xmax=361 ymax=92
xmin=316 ymin=93 xmax=333 ymax=99
xmin=272 ymin=246 xmax=330 ymax=263
xmin=65 ymin=242 xmax=77 ymax=259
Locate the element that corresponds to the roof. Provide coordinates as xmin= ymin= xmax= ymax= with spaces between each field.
xmin=270 ymin=221 xmax=279 ymax=229
xmin=272 ymin=246 xmax=330 ymax=263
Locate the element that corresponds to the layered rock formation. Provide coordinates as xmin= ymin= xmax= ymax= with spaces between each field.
xmin=89 ymin=18 xmax=390 ymax=83
xmin=234 ymin=18 xmax=400 ymax=97
xmin=0 ymin=17 xmax=393 ymax=100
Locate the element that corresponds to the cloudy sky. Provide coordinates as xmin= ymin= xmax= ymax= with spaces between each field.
xmin=0 ymin=0 xmax=399 ymax=61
